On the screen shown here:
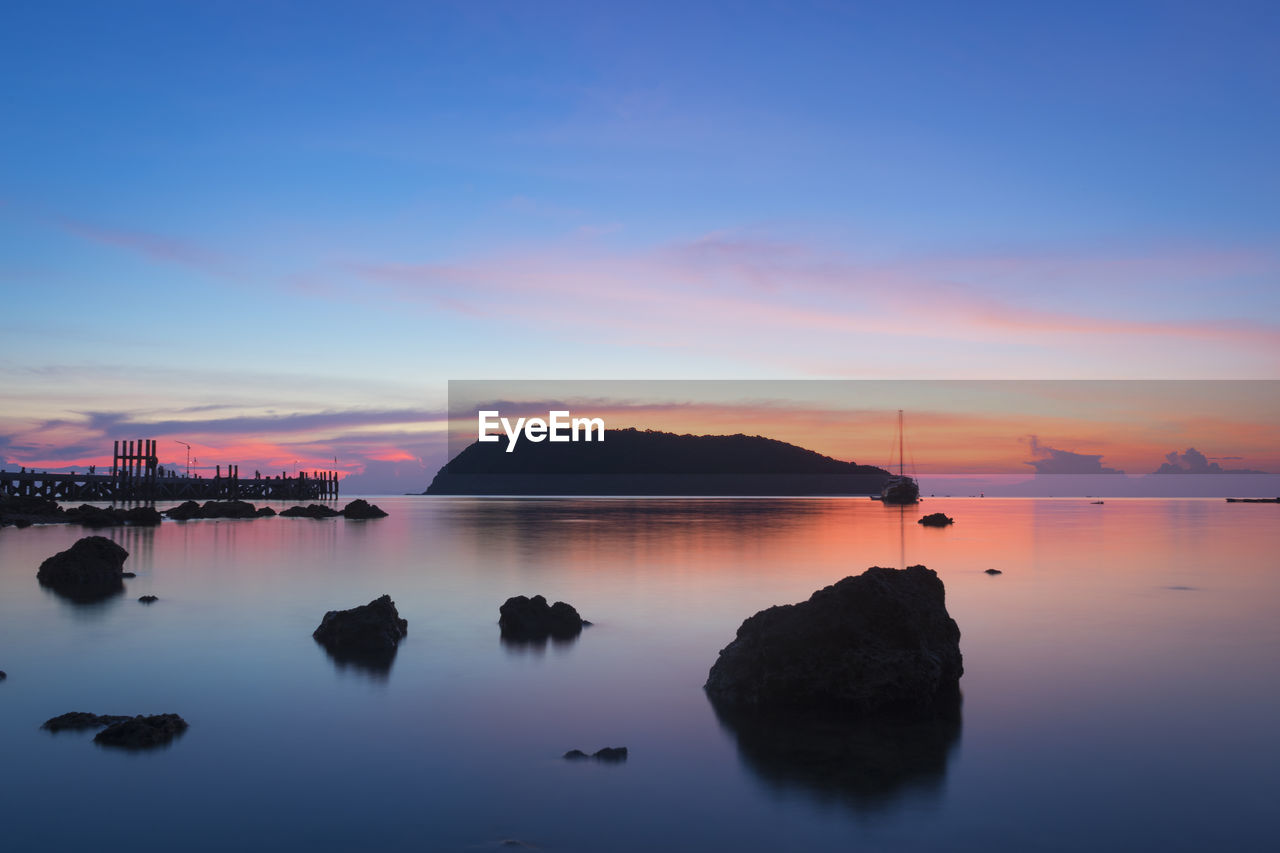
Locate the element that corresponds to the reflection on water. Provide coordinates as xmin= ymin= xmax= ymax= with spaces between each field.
xmin=710 ymin=696 xmax=962 ymax=814
xmin=315 ymin=641 xmax=398 ymax=679
xmin=38 ymin=575 xmax=126 ymax=605
xmin=499 ymin=632 xmax=584 ymax=656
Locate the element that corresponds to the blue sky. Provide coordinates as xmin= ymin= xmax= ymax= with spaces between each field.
xmin=2 ymin=1 xmax=1277 ymax=490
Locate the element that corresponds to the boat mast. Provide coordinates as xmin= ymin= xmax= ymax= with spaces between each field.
xmin=898 ymin=409 xmax=904 ymax=477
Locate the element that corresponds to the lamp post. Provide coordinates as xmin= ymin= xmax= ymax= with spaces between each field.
xmin=175 ymin=441 xmax=191 ymax=478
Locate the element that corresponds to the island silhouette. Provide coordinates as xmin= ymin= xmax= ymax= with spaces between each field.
xmin=425 ymin=427 xmax=891 ymax=495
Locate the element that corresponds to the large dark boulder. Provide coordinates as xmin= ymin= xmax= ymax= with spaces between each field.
xmin=313 ymin=595 xmax=408 ymax=667
xmin=281 ymin=503 xmax=340 ymax=518
xmin=918 ymin=512 xmax=954 ymax=527
xmin=341 ymin=499 xmax=388 ymax=519
xmin=499 ymin=595 xmax=587 ymax=640
xmin=94 ymin=714 xmax=188 ymax=749
xmin=36 ymin=536 xmax=130 ymax=599
xmin=704 ymin=565 xmax=962 ymax=717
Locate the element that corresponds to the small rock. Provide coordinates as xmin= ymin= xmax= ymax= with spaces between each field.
xmin=341 ymin=499 xmax=388 ymax=519
xmin=0 ymin=670 xmax=7 ymax=681
xmin=313 ymin=594 xmax=408 ymax=659
xmin=138 ymin=595 xmax=158 ymax=603
xmin=163 ymin=500 xmax=202 ymax=520
xmin=563 ymin=747 xmax=628 ymax=763
xmin=499 ymin=595 xmax=587 ymax=640
xmin=280 ymin=503 xmax=341 ymax=518
xmin=164 ymin=500 xmax=265 ymax=520
xmin=984 ymin=569 xmax=1002 ymax=575
xmin=94 ymin=714 xmax=188 ymax=749
xmin=42 ymin=711 xmax=131 ymax=732
xmin=592 ymin=746 xmax=628 ymax=762
xmin=123 ymin=506 xmax=162 ymax=525
xmin=918 ymin=512 xmax=954 ymax=527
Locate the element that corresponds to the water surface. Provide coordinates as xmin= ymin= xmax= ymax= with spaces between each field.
xmin=0 ymin=497 xmax=1276 ymax=851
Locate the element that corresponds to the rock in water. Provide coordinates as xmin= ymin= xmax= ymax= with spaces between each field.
xmin=313 ymin=595 xmax=408 ymax=659
xmin=704 ymin=565 xmax=962 ymax=717
xmin=918 ymin=512 xmax=954 ymax=527
xmin=42 ymin=711 xmax=132 ymax=731
xmin=563 ymin=747 xmax=628 ymax=763
xmin=499 ymin=595 xmax=587 ymax=640
xmin=36 ymin=536 xmax=130 ymax=601
xmin=138 ymin=595 xmax=159 ymax=603
xmin=163 ymin=500 xmax=203 ymax=520
xmin=341 ymin=499 xmax=388 ymax=519
xmin=280 ymin=504 xmax=341 ymax=518
xmin=93 ymin=714 xmax=189 ymax=749
xmin=984 ymin=568 xmax=1003 ymax=575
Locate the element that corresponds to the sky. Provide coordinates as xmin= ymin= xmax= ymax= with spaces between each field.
xmin=1 ymin=1 xmax=1277 ymax=492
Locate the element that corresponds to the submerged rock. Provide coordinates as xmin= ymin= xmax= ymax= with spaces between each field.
xmin=313 ymin=594 xmax=408 ymax=663
xmin=704 ymin=565 xmax=962 ymax=717
xmin=341 ymin=499 xmax=388 ymax=519
xmin=42 ymin=711 xmax=131 ymax=732
xmin=281 ymin=503 xmax=340 ymax=518
xmin=499 ymin=595 xmax=588 ymax=640
xmin=984 ymin=568 xmax=1003 ymax=575
xmin=918 ymin=513 xmax=954 ymax=527
xmin=0 ymin=670 xmax=7 ymax=681
xmin=37 ymin=537 xmax=130 ymax=603
xmin=138 ymin=594 xmax=159 ymax=603
xmin=94 ymin=714 xmax=188 ymax=749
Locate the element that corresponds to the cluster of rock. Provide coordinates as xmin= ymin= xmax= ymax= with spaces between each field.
xmin=36 ymin=536 xmax=134 ymax=603
xmin=1 ymin=495 xmax=160 ymax=528
xmin=281 ymin=500 xmax=388 ymax=519
xmin=42 ymin=711 xmax=188 ymax=749
xmin=499 ymin=595 xmax=589 ymax=641
xmin=165 ymin=500 xmax=276 ymax=520
xmin=918 ymin=512 xmax=954 ymax=527
xmin=4 ymin=496 xmax=388 ymax=528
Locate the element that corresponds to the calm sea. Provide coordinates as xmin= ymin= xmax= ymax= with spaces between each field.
xmin=0 ymin=497 xmax=1276 ymax=851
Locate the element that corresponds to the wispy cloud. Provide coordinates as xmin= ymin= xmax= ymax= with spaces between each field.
xmin=344 ymin=232 xmax=1280 ymax=376
xmin=55 ymin=217 xmax=232 ymax=275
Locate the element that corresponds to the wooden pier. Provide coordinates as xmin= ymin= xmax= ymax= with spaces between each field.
xmin=0 ymin=439 xmax=338 ymax=503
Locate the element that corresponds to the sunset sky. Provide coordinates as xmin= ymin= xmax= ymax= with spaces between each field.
xmin=2 ymin=1 xmax=1277 ymax=491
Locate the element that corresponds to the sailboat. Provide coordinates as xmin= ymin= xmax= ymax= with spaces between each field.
xmin=880 ymin=409 xmax=920 ymax=504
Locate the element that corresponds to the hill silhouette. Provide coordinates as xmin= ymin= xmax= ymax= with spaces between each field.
xmin=425 ymin=427 xmax=891 ymax=495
